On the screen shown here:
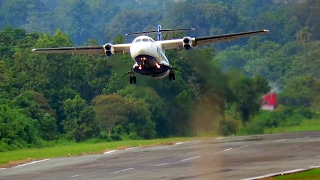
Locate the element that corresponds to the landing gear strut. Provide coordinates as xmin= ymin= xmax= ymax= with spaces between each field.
xmin=123 ymin=70 xmax=136 ymax=84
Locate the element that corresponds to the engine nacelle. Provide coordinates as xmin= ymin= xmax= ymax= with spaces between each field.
xmin=103 ymin=43 xmax=114 ymax=56
xmin=182 ymin=36 xmax=193 ymax=50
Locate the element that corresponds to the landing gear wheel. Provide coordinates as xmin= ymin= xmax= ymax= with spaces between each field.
xmin=133 ymin=76 xmax=137 ymax=84
xmin=169 ymin=72 xmax=175 ymax=81
xmin=130 ymin=76 xmax=137 ymax=84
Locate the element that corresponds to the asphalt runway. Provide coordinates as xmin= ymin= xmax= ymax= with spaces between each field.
xmin=1 ymin=131 xmax=320 ymax=180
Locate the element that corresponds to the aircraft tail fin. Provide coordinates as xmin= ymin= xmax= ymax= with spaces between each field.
xmin=125 ymin=25 xmax=195 ymax=41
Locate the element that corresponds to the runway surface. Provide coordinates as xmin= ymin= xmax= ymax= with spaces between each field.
xmin=1 ymin=131 xmax=320 ymax=180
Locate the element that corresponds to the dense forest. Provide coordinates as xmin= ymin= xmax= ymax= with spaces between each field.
xmin=1 ymin=0 xmax=320 ymax=151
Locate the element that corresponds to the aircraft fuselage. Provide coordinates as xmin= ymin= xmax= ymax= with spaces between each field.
xmin=130 ymin=36 xmax=171 ymax=79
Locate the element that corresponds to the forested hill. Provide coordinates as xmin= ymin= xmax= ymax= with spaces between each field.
xmin=0 ymin=0 xmax=318 ymax=45
xmin=1 ymin=0 xmax=320 ymax=151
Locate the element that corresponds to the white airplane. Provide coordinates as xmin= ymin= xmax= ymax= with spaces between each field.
xmin=32 ymin=25 xmax=269 ymax=84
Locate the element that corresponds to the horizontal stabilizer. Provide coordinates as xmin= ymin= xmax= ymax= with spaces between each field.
xmin=125 ymin=28 xmax=195 ymax=36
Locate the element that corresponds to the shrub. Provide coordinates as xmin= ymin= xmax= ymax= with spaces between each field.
xmin=284 ymin=113 xmax=303 ymax=126
xmin=111 ymin=134 xmax=122 ymax=141
xmin=246 ymin=122 xmax=264 ymax=135
xmin=218 ymin=115 xmax=240 ymax=136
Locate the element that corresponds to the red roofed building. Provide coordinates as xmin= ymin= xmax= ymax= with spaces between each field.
xmin=261 ymin=93 xmax=278 ymax=111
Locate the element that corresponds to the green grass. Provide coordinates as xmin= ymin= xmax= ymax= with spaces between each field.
xmin=265 ymin=119 xmax=320 ymax=134
xmin=0 ymin=137 xmax=199 ymax=167
xmin=267 ymin=168 xmax=320 ymax=179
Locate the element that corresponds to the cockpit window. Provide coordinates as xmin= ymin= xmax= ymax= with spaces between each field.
xmin=149 ymin=38 xmax=155 ymax=42
xmin=133 ymin=38 xmax=155 ymax=43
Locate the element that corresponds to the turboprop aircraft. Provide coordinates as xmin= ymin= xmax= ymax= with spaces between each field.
xmin=32 ymin=25 xmax=269 ymax=84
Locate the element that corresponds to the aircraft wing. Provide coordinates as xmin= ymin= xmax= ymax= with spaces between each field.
xmin=31 ymin=44 xmax=131 ymax=55
xmin=160 ymin=30 xmax=269 ymax=50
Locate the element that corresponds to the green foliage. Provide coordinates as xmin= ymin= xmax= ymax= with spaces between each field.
xmin=0 ymin=0 xmax=319 ymax=152
xmin=278 ymin=76 xmax=320 ymax=108
xmin=0 ymin=105 xmax=41 ymax=151
xmin=62 ymin=95 xmax=96 ymax=142
xmin=92 ymin=94 xmax=129 ymax=136
xmin=218 ymin=115 xmax=240 ymax=136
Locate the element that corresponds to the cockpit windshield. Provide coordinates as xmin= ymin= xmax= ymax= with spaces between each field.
xmin=133 ymin=37 xmax=155 ymax=43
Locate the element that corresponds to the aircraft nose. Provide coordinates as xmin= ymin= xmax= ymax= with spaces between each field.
xmin=133 ymin=43 xmax=150 ymax=55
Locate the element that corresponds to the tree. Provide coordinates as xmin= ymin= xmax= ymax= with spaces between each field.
xmin=62 ymin=95 xmax=96 ymax=142
xmin=92 ymin=94 xmax=129 ymax=135
xmin=0 ymin=105 xmax=41 ymax=150
xmin=278 ymin=76 xmax=320 ymax=108
xmin=296 ymin=27 xmax=312 ymax=62
xmin=11 ymin=91 xmax=57 ymax=140
xmin=227 ymin=70 xmax=270 ymax=123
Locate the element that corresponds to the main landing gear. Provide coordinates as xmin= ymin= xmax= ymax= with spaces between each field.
xmin=130 ymin=76 xmax=136 ymax=84
xmin=123 ymin=70 xmax=136 ymax=84
xmin=169 ymin=71 xmax=175 ymax=81
xmin=169 ymin=67 xmax=181 ymax=81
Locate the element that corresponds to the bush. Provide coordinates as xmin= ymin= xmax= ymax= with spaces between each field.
xmin=99 ymin=131 xmax=112 ymax=142
xmin=246 ymin=122 xmax=264 ymax=135
xmin=218 ymin=115 xmax=240 ymax=136
xmin=111 ymin=134 xmax=122 ymax=141
xmin=297 ymin=108 xmax=313 ymax=119
xmin=128 ymin=132 xmax=140 ymax=140
xmin=113 ymin=125 xmax=125 ymax=135
xmin=283 ymin=113 xmax=303 ymax=126
xmin=252 ymin=111 xmax=285 ymax=128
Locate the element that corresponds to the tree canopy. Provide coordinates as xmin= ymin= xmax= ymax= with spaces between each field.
xmin=1 ymin=0 xmax=319 ymax=150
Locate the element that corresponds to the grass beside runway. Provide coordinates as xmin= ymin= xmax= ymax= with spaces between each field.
xmin=264 ymin=119 xmax=320 ymax=134
xmin=266 ymin=168 xmax=320 ymax=179
xmin=0 ymin=137 xmax=199 ymax=168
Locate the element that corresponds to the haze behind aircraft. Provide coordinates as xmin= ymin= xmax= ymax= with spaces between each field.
xmin=32 ymin=25 xmax=269 ymax=84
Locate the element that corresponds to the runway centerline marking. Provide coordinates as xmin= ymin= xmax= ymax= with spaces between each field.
xmin=223 ymin=148 xmax=233 ymax=152
xmin=13 ymin=158 xmax=50 ymax=168
xmin=113 ymin=168 xmax=134 ymax=174
xmin=153 ymin=163 xmax=169 ymax=166
xmin=71 ymin=175 xmax=81 ymax=178
xmin=276 ymin=139 xmax=288 ymax=142
xmin=0 ymin=168 xmax=6 ymax=170
xmin=180 ymin=156 xmax=202 ymax=162
xmin=222 ymin=146 xmax=246 ymax=153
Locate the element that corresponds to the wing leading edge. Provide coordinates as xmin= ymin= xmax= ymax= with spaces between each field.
xmin=194 ymin=29 xmax=269 ymax=46
xmin=160 ymin=29 xmax=269 ymax=50
xmin=31 ymin=44 xmax=131 ymax=55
